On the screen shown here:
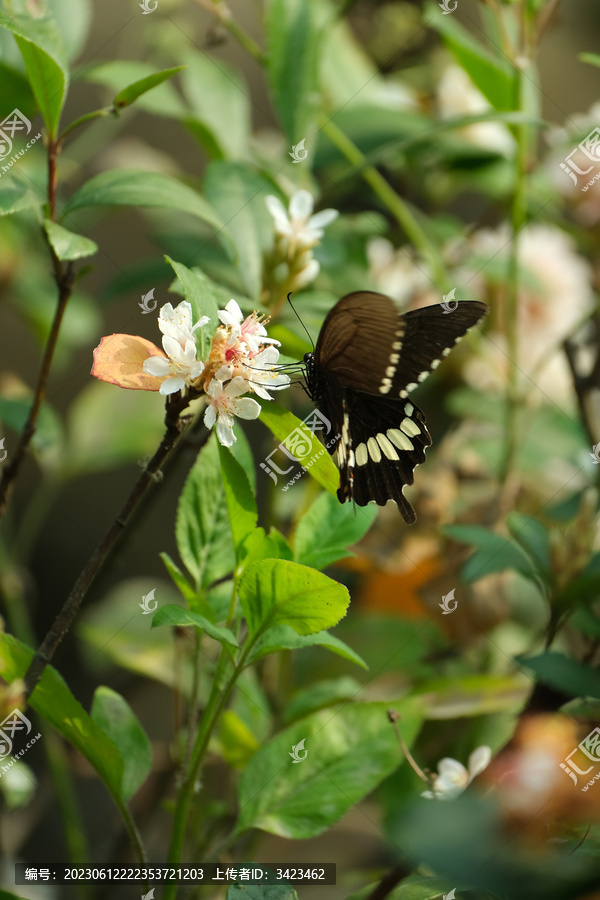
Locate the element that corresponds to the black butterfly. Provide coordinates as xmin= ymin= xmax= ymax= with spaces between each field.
xmin=303 ymin=291 xmax=488 ymax=524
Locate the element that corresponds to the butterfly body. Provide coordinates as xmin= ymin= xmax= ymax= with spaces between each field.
xmin=304 ymin=291 xmax=488 ymax=523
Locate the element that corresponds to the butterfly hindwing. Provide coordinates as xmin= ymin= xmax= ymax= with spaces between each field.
xmin=305 ymin=292 xmax=488 ymax=521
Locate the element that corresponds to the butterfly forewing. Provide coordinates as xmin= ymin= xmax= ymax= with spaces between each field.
xmin=306 ymin=291 xmax=488 ymax=522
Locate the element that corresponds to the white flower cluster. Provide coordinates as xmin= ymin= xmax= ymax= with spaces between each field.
xmin=265 ymin=189 xmax=338 ymax=289
xmin=143 ymin=299 xmax=290 ymax=447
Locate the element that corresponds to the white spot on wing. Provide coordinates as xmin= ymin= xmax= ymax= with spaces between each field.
xmin=355 ymin=443 xmax=368 ymax=466
xmin=400 ymin=417 xmax=421 ymax=438
xmin=387 ymin=428 xmax=414 ymax=452
xmin=377 ymin=433 xmax=399 ymax=460
xmin=367 ymin=436 xmax=382 ymax=462
xmin=404 ymin=403 xmax=414 ymax=416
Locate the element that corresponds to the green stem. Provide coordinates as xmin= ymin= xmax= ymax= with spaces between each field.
xmin=164 ymin=645 xmax=251 ymax=899
xmin=58 ymin=107 xmax=115 ymax=144
xmin=115 ymin=796 xmax=148 ymax=870
xmin=319 ymin=115 xmax=450 ymax=292
xmin=499 ymin=62 xmax=529 ymax=486
xmin=45 ymin=732 xmax=92 ymax=887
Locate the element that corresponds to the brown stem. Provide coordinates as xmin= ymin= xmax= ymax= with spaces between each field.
xmin=24 ymin=395 xmax=198 ymax=698
xmin=0 ymin=258 xmax=74 ymax=516
xmin=365 ymin=866 xmax=411 ymax=900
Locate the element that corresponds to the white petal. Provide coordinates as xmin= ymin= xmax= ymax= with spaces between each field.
xmin=265 ymin=195 xmax=291 ymax=234
xmin=192 ymin=315 xmax=210 ymax=331
xmin=216 ymin=413 xmax=236 ymax=446
xmin=294 ymin=258 xmax=320 ymax=287
xmin=207 ymin=379 xmax=224 ymax=400
xmin=225 ymin=375 xmax=250 ymax=399
xmin=289 ymin=189 xmax=313 ymax=221
xmin=218 ymin=299 xmax=243 ymax=327
xmin=204 ymin=404 xmax=216 ymax=428
xmin=309 ymin=208 xmax=339 ymax=229
xmin=251 ymin=383 xmax=273 ymax=400
xmin=231 ymin=397 xmax=261 ymax=420
xmin=143 ymin=356 xmax=170 ymax=376
xmin=215 ymin=365 xmax=234 ymax=382
xmin=467 ymin=746 xmax=492 ymax=781
xmin=162 ymin=334 xmax=184 ymax=360
xmin=190 ymin=360 xmax=205 ymax=379
xmin=437 ymin=758 xmax=469 ymax=782
xmin=183 ymin=339 xmax=199 ymax=365
xmin=160 ymin=376 xmax=185 ymax=395
xmin=421 ymin=790 xmax=435 ymax=799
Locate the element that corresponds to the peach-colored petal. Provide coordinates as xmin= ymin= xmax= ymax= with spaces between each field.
xmin=91 ymin=334 xmax=166 ymax=391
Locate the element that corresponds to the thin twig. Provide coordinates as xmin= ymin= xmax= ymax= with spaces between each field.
xmin=23 ymin=395 xmax=200 ymax=698
xmin=365 ymin=866 xmax=411 ymax=900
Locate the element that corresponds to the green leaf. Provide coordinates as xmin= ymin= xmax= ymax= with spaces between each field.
xmin=580 ymin=52 xmax=600 ymax=69
xmin=43 ymin=219 xmax=98 ymax=260
xmin=0 ymin=13 xmax=69 ymax=138
xmin=346 ymin=875 xmax=450 ymax=900
xmin=63 ymin=170 xmax=226 ymax=247
xmin=66 ymin=380 xmax=164 ymax=475
xmin=239 ymin=559 xmax=350 ymax=640
xmin=159 ymin=552 xmax=215 ymax=618
xmin=248 ymin=624 xmax=367 ymax=669
xmin=227 ymin=885 xmax=298 ymax=900
xmin=506 ymin=513 xmax=551 ymax=580
xmin=443 ymin=524 xmax=542 ymax=585
xmin=0 ymin=180 xmax=40 ymax=216
xmin=570 ymin=607 xmax=600 ymax=640
xmin=78 ymin=579 xmax=195 ymax=691
xmin=0 ymin=394 xmax=63 ymax=457
xmin=152 ymin=604 xmax=238 ymax=648
xmin=165 ymin=257 xmax=220 ymax=358
xmin=176 ymin=436 xmax=235 ymax=592
xmin=218 ymin=443 xmax=258 ymax=560
xmin=219 ymin=709 xmax=260 ymax=768
xmin=556 ymin=552 xmax=600 ymax=611
xmin=91 ymin=687 xmax=152 ymax=801
xmin=82 ymin=60 xmax=187 ymax=117
xmin=113 ymin=65 xmax=184 ymax=109
xmin=234 ymin=697 xmax=423 ymax=839
xmin=258 ymin=403 xmax=340 ymax=496
xmin=425 ymin=1 xmax=515 ymax=111
xmin=294 ymin=491 xmax=377 ymax=570
xmin=204 ymin=161 xmax=276 ymax=301
xmin=181 ymin=52 xmax=250 ymax=158
xmin=521 ymin=652 xmax=600 ymax=700
xmin=0 ymin=634 xmax=124 ymax=801
xmin=283 ymin=676 xmax=362 ymax=724
xmin=266 ymin=0 xmax=327 ymax=145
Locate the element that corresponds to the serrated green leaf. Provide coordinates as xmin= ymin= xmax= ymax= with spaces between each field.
xmin=176 ymin=437 xmax=235 ymax=592
xmin=234 ymin=697 xmax=423 ymax=839
xmin=258 ymin=403 xmax=339 ymax=496
xmin=521 ymin=652 xmax=600 ymax=700
xmin=239 ymin=559 xmax=350 ymax=639
xmin=248 ymin=624 xmax=367 ymax=669
xmin=159 ymin=552 xmax=215 ymax=618
xmin=91 ymin=687 xmax=152 ymax=801
xmin=0 ymin=180 xmax=40 ymax=216
xmin=0 ymin=13 xmax=69 ymax=138
xmin=44 ymin=219 xmax=97 ymax=260
xmin=165 ymin=257 xmax=220 ymax=358
xmin=152 ymin=604 xmax=238 ymax=648
xmin=113 ymin=65 xmax=184 ymax=109
xmin=294 ymin=491 xmax=377 ymax=569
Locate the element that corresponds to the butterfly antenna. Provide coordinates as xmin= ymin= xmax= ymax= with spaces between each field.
xmin=286 ymin=292 xmax=315 ymax=351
